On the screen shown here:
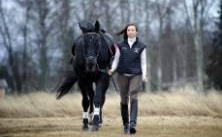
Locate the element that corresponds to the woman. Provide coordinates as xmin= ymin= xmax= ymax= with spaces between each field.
xmin=108 ymin=24 xmax=147 ymax=134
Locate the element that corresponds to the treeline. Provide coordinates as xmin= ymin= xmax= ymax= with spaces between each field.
xmin=0 ymin=0 xmax=221 ymax=93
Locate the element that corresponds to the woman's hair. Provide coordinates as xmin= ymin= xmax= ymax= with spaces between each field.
xmin=116 ymin=23 xmax=138 ymax=39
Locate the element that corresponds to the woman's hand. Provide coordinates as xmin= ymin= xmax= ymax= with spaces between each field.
xmin=142 ymin=76 xmax=148 ymax=82
xmin=108 ymin=69 xmax=113 ymax=76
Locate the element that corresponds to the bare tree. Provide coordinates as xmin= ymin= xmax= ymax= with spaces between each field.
xmin=16 ymin=0 xmax=33 ymax=92
xmin=0 ymin=0 xmax=22 ymax=93
xmin=56 ymin=0 xmax=72 ymax=67
xmin=119 ymin=0 xmax=130 ymax=25
xmin=31 ymin=0 xmax=52 ymax=89
xmin=154 ymin=0 xmax=171 ymax=90
xmin=183 ymin=0 xmax=216 ymax=92
xmin=0 ymin=0 xmax=218 ymax=93
xmin=81 ymin=0 xmax=102 ymax=21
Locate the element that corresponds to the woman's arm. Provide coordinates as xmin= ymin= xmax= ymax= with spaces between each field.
xmin=141 ymin=49 xmax=147 ymax=82
xmin=108 ymin=45 xmax=120 ymax=75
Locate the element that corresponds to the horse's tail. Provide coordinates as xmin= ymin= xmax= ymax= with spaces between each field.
xmin=56 ymin=73 xmax=77 ymax=100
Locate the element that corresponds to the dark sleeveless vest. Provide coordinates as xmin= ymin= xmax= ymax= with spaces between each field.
xmin=117 ymin=39 xmax=146 ymax=75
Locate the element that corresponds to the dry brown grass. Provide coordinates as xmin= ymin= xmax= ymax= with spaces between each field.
xmin=0 ymin=89 xmax=5 ymax=98
xmin=0 ymin=87 xmax=222 ymax=137
xmin=139 ymin=90 xmax=222 ymax=117
xmin=0 ymin=88 xmax=222 ymax=118
xmin=0 ymin=116 xmax=222 ymax=137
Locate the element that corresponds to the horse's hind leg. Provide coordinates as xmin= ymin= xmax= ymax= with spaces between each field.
xmin=79 ymin=81 xmax=90 ymax=131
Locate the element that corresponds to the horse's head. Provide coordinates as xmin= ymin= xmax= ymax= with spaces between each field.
xmin=83 ymin=33 xmax=101 ymax=72
xmin=75 ymin=21 xmax=103 ymax=73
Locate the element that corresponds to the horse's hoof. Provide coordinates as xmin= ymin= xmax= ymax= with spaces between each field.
xmin=88 ymin=113 xmax=93 ymax=125
xmin=82 ymin=125 xmax=89 ymax=131
xmin=98 ymin=123 xmax=102 ymax=128
xmin=93 ymin=115 xmax=100 ymax=125
xmin=91 ymin=125 xmax=99 ymax=132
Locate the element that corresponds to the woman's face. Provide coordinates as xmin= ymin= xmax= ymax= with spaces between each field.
xmin=127 ymin=25 xmax=137 ymax=38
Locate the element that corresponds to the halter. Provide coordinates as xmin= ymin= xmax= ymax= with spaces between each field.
xmin=81 ymin=32 xmax=108 ymax=73
xmin=82 ymin=32 xmax=100 ymax=57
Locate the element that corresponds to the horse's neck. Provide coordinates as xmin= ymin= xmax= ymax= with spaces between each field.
xmin=97 ymin=49 xmax=111 ymax=69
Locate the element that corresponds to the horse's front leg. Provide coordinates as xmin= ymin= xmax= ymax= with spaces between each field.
xmin=99 ymin=84 xmax=108 ymax=125
xmin=88 ymin=85 xmax=94 ymax=125
xmin=79 ymin=81 xmax=92 ymax=131
xmin=92 ymin=75 xmax=109 ymax=131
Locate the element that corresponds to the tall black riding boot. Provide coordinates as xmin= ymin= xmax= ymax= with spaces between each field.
xmin=121 ymin=103 xmax=129 ymax=134
xmin=130 ymin=99 xmax=138 ymax=134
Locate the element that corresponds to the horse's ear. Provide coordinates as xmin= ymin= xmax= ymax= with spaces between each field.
xmin=95 ymin=20 xmax=100 ymax=32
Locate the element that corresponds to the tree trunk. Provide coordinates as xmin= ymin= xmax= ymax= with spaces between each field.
xmin=193 ymin=0 xmax=204 ymax=92
xmin=0 ymin=0 xmax=22 ymax=93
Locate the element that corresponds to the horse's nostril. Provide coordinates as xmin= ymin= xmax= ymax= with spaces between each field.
xmin=86 ymin=56 xmax=97 ymax=63
xmin=85 ymin=56 xmax=97 ymax=72
xmin=87 ymin=56 xmax=95 ymax=59
xmin=86 ymin=63 xmax=96 ymax=72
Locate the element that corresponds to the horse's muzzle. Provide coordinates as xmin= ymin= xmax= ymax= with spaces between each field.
xmin=85 ymin=56 xmax=97 ymax=72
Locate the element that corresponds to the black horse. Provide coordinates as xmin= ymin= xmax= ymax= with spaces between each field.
xmin=56 ymin=21 xmax=114 ymax=131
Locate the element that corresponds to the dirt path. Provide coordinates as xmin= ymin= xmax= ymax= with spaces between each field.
xmin=0 ymin=116 xmax=222 ymax=137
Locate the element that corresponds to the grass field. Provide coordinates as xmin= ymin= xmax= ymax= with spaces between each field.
xmin=1 ymin=116 xmax=222 ymax=137
xmin=0 ymin=88 xmax=222 ymax=137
